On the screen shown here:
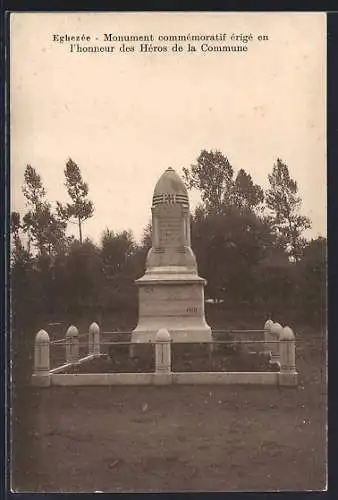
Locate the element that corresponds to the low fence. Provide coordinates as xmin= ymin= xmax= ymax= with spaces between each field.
xmin=31 ymin=319 xmax=298 ymax=387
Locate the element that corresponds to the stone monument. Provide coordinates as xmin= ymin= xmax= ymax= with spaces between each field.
xmin=131 ymin=167 xmax=212 ymax=344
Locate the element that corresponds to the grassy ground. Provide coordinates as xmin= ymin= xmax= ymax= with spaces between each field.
xmin=11 ymin=323 xmax=326 ymax=493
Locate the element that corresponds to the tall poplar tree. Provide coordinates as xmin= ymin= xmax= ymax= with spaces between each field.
xmin=61 ymin=158 xmax=94 ymax=243
xmin=21 ymin=165 xmax=67 ymax=255
xmin=266 ymin=158 xmax=311 ymax=261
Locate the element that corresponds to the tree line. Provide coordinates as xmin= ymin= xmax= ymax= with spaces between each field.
xmin=11 ymin=151 xmax=326 ymax=335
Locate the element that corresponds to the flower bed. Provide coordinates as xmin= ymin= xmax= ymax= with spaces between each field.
xmin=60 ymin=342 xmax=278 ymax=374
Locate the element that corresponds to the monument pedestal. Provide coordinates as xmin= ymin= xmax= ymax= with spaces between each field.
xmin=131 ymin=271 xmax=212 ymax=343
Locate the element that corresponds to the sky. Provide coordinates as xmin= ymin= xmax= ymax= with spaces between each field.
xmin=10 ymin=12 xmax=326 ymax=244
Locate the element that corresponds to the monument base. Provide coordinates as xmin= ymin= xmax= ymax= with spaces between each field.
xmin=132 ymin=323 xmax=212 ymax=344
xmin=131 ymin=275 xmax=212 ymax=344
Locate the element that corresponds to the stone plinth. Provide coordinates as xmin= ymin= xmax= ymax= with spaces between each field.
xmin=131 ymin=167 xmax=212 ymax=344
xmin=132 ymin=278 xmax=211 ymax=343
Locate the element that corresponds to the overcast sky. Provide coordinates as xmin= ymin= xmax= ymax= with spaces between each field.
xmin=10 ymin=12 xmax=326 ymax=244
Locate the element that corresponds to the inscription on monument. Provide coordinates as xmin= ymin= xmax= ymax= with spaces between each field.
xmin=162 ymin=193 xmax=176 ymax=204
xmin=159 ymin=216 xmax=182 ymax=246
xmin=140 ymin=285 xmax=201 ymax=301
xmin=140 ymin=299 xmax=200 ymax=317
xmin=186 ymin=306 xmax=198 ymax=314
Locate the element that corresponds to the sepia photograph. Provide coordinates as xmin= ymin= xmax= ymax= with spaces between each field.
xmin=10 ymin=12 xmax=327 ymax=492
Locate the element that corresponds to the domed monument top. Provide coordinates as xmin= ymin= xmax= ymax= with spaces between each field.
xmin=152 ymin=167 xmax=189 ymax=207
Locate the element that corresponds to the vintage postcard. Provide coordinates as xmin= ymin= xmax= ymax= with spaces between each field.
xmin=10 ymin=12 xmax=327 ymax=492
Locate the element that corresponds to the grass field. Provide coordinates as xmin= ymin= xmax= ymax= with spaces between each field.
xmin=12 ymin=321 xmax=326 ymax=493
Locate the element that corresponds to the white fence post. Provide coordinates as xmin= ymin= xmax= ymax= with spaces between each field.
xmin=88 ymin=324 xmax=94 ymax=355
xmin=279 ymin=326 xmax=297 ymax=386
xmin=89 ymin=322 xmax=100 ymax=355
xmin=32 ymin=329 xmax=50 ymax=387
xmin=280 ymin=326 xmax=296 ymax=372
xmin=264 ymin=319 xmax=274 ymax=357
xmin=155 ymin=329 xmax=171 ymax=384
xmin=66 ymin=325 xmax=79 ymax=363
xmin=270 ymin=322 xmax=283 ymax=365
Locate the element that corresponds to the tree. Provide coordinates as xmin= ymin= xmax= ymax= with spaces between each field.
xmin=10 ymin=212 xmax=28 ymax=263
xmin=100 ymin=229 xmax=139 ymax=313
xmin=60 ymin=158 xmax=94 ymax=243
xmin=191 ymin=205 xmax=276 ymax=304
xmin=297 ymin=237 xmax=327 ymax=323
xmin=140 ymin=221 xmax=152 ymax=250
xmin=266 ymin=158 xmax=311 ymax=261
xmin=10 ymin=211 xmax=33 ymax=303
xmin=233 ymin=169 xmax=264 ymax=211
xmin=101 ymin=229 xmax=136 ymax=278
xmin=183 ymin=150 xmax=234 ymax=214
xmin=183 ymin=150 xmax=264 ymax=215
xmin=183 ymin=150 xmax=276 ymax=306
xmin=21 ymin=164 xmax=45 ymax=254
xmin=123 ymin=222 xmax=152 ymax=281
xmin=64 ymin=239 xmax=103 ymax=315
xmin=21 ymin=165 xmax=67 ymax=255
xmin=22 ymin=164 xmax=46 ymax=206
